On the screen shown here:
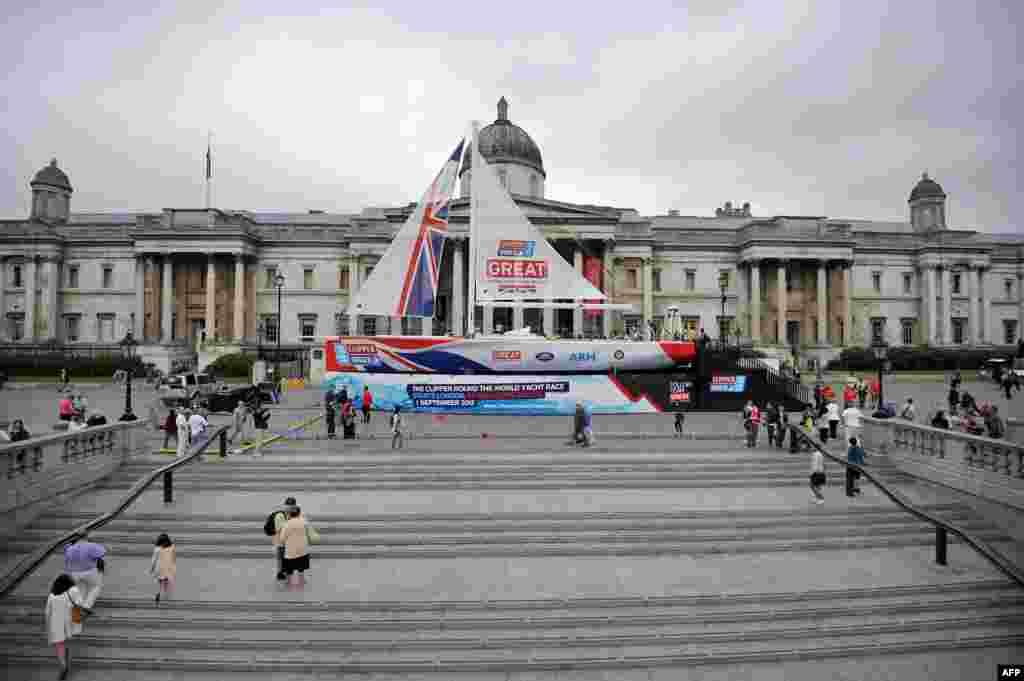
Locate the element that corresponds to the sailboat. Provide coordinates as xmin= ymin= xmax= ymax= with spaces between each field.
xmin=322 ymin=124 xmax=697 ymax=414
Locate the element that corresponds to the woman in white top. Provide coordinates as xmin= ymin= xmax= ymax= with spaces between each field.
xmin=176 ymin=409 xmax=191 ymax=458
xmin=45 ymin=573 xmax=84 ymax=679
xmin=809 ymin=449 xmax=825 ymax=504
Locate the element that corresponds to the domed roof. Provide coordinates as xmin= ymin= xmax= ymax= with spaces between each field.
xmin=460 ymin=98 xmax=545 ymax=178
xmin=31 ymin=158 xmax=73 ymax=192
xmin=908 ymin=172 xmax=944 ymax=202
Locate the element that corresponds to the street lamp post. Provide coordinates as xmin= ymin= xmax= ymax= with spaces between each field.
xmin=273 ymin=272 xmax=285 ymax=384
xmin=872 ymin=339 xmax=889 ymax=407
xmin=118 ymin=331 xmax=139 ymax=422
xmin=718 ymin=271 xmax=729 ymax=341
xmin=257 ymin=320 xmax=265 ymax=361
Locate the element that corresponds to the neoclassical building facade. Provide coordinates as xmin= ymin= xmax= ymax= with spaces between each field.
xmin=2 ymin=99 xmax=1023 ymax=371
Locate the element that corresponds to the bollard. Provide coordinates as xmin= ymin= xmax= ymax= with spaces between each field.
xmin=163 ymin=470 xmax=173 ymax=504
xmin=935 ymin=526 xmax=948 ymax=566
xmin=219 ymin=429 xmax=227 ymax=458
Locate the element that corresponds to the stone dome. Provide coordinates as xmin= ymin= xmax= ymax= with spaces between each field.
xmin=460 ymin=98 xmax=545 ymax=178
xmin=908 ymin=172 xmax=944 ymax=202
xmin=31 ymin=158 xmax=73 ymax=192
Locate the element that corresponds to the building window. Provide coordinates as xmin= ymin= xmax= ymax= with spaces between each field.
xmin=362 ymin=317 xmax=377 ymax=336
xmin=97 ymin=313 xmax=115 ymax=342
xmin=64 ymin=315 xmax=80 ymax=342
xmin=339 ymin=266 xmax=350 ymax=290
xmin=652 ymin=269 xmax=662 ymax=292
xmin=299 ymin=315 xmax=317 ymax=339
xmin=12 ymin=264 xmax=23 ymax=288
xmin=265 ymin=268 xmax=277 ymax=289
xmin=8 ymin=313 xmax=24 ymax=340
xmin=902 ymin=273 xmax=912 ymax=295
xmin=68 ymin=265 xmax=79 ymax=289
xmin=1004 ymin=320 xmax=1018 ymax=345
xmin=626 ymin=269 xmax=638 ymax=289
xmin=102 ymin=266 xmax=113 ymax=289
xmin=785 ymin=268 xmax=793 ymax=291
xmin=263 ymin=315 xmax=279 ymax=342
xmin=901 ymin=319 xmax=914 ymax=346
xmin=717 ymin=316 xmax=733 ymax=340
xmin=719 ymin=270 xmax=731 ymax=289
xmin=871 ymin=272 xmax=881 ymax=293
xmin=952 ymin=319 xmax=965 ymax=345
xmin=303 ymin=268 xmax=314 ymax=290
xmin=952 ymin=273 xmax=961 ymax=295
xmin=870 ymin=318 xmax=886 ymax=344
xmin=1007 ymin=279 xmax=1015 ymax=300
xmin=401 ymin=317 xmax=421 ymax=335
xmin=685 ymin=270 xmax=696 ymax=291
xmin=335 ymin=313 xmax=349 ymax=335
xmin=624 ymin=315 xmax=642 ymax=337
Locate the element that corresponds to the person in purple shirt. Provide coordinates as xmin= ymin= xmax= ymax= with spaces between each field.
xmin=63 ymin=536 xmax=106 ymax=610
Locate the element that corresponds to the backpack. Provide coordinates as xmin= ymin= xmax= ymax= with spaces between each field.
xmin=264 ymin=511 xmax=281 ymax=536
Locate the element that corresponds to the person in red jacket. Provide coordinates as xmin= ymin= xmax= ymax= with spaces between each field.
xmin=842 ymin=384 xmax=856 ymax=409
xmin=361 ymin=386 xmax=373 ymax=425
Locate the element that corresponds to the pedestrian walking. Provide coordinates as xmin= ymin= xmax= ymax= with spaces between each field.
xmin=777 ymin=407 xmax=789 ymax=449
xmin=570 ymin=401 xmax=585 ymax=445
xmin=857 ymin=380 xmax=868 ymax=409
xmin=8 ymin=418 xmax=31 ymax=442
xmin=987 ymin=406 xmax=1006 ymax=439
xmin=1002 ymin=373 xmax=1014 ymax=400
xmin=175 ymin=408 xmax=191 ymax=458
xmin=59 ymin=395 xmax=75 ymax=422
xmin=951 ymin=370 xmax=962 ymax=392
xmin=325 ymin=399 xmax=337 ymax=439
xmin=188 ymin=409 xmax=209 ymax=445
xmin=59 ymin=367 xmax=70 ymax=393
xmin=673 ymin=411 xmax=685 ymax=438
xmin=232 ymin=401 xmax=248 ymax=444
xmin=765 ymin=402 xmax=780 ymax=447
xmin=341 ymin=398 xmax=357 ymax=439
xmin=947 ymin=385 xmax=959 ymax=416
xmin=846 ymin=437 xmax=866 ymax=497
xmin=582 ymin=401 xmax=595 ymax=447
xmin=267 ymin=496 xmax=298 ymax=580
xmin=162 ymin=409 xmax=177 ymax=450
xmin=842 ymin=403 xmax=863 ymax=444
xmin=809 ymin=447 xmax=826 ymax=504
xmin=46 ymin=574 xmax=85 ymax=679
xmin=149 ymin=533 xmax=176 ymax=604
xmin=390 ymin=405 xmax=404 ymax=449
xmin=63 ymin=535 xmax=106 ymax=610
xmin=826 ymin=400 xmax=840 ymax=440
xmin=744 ymin=402 xmax=761 ymax=448
xmin=899 ymin=397 xmax=917 ymax=422
xmin=930 ymin=409 xmax=950 ymax=429
xmin=277 ymin=506 xmax=311 ymax=586
xmin=816 ymin=410 xmax=830 ymax=445
xmin=361 ymin=386 xmax=373 ymax=425
xmin=842 ymin=384 xmax=856 ymax=410
xmin=870 ymin=378 xmax=881 ymax=408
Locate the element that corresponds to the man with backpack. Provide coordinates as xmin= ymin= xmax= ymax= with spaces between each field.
xmin=265 ymin=497 xmax=298 ymax=580
xmin=764 ymin=402 xmax=780 ymax=447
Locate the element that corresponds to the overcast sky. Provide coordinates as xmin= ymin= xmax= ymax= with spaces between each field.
xmin=2 ymin=0 xmax=1020 ymax=231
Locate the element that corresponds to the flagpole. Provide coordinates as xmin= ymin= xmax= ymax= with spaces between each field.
xmin=204 ymin=131 xmax=212 ymax=210
xmin=466 ymin=121 xmax=481 ymax=339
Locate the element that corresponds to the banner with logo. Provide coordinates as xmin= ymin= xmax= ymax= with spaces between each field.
xmin=322 ymin=371 xmax=696 ymax=415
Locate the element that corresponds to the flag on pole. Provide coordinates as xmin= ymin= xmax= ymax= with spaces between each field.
xmin=205 ymin=140 xmax=212 ymax=181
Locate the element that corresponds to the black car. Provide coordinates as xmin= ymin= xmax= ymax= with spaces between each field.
xmin=200 ymin=386 xmax=267 ymax=413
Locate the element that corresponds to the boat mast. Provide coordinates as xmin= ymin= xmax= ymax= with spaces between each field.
xmin=466 ymin=121 xmax=481 ymax=338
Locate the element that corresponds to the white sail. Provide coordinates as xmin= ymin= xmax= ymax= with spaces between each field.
xmin=469 ymin=134 xmax=606 ymax=303
xmin=347 ymin=141 xmax=464 ymax=318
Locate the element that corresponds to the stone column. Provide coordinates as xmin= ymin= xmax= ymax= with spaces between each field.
xmin=543 ymin=306 xmax=554 ymax=337
xmin=602 ymin=241 xmax=613 ymax=338
xmin=573 ymin=246 xmax=584 ymax=337
xmin=44 ymin=258 xmax=58 ymax=341
xmin=233 ymin=255 xmax=245 ymax=342
xmin=978 ymin=267 xmax=989 ymax=344
xmin=968 ymin=265 xmax=979 ymax=346
xmin=642 ymin=258 xmax=653 ymax=337
xmin=513 ymin=305 xmax=524 ymax=331
xmin=816 ymin=262 xmax=827 ymax=345
xmin=452 ymin=239 xmax=464 ymax=336
xmin=134 ymin=256 xmax=146 ymax=340
xmin=349 ymin=255 xmax=360 ymax=335
xmin=736 ymin=262 xmax=748 ymax=340
xmin=776 ymin=260 xmax=788 ymax=345
xmin=749 ymin=260 xmax=761 ymax=344
xmin=161 ymin=256 xmax=174 ymax=343
xmin=24 ymin=258 xmax=37 ymax=342
xmin=205 ymin=254 xmax=216 ymax=342
xmin=483 ymin=304 xmax=494 ymax=335
xmin=1018 ymin=272 xmax=1024 ymax=343
xmin=842 ymin=262 xmax=852 ymax=347
xmin=941 ymin=266 xmax=952 ymax=345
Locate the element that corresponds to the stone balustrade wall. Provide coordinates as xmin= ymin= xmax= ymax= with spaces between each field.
xmin=860 ymin=416 xmax=1024 ymax=510
xmin=0 ymin=421 xmax=149 ymax=539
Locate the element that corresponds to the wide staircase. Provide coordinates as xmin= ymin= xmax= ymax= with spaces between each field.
xmin=1 ymin=423 xmax=1022 ymax=680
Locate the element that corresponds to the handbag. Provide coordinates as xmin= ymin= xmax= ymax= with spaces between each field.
xmin=305 ymin=524 xmax=321 ymax=545
xmin=68 ymin=593 xmax=83 ymax=625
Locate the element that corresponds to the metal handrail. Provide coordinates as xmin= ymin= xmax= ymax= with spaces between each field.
xmin=0 ymin=425 xmax=230 ymax=600
xmin=790 ymin=425 xmax=1024 ymax=588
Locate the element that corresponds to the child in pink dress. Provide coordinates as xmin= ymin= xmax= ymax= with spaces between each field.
xmin=150 ymin=533 xmax=176 ymax=603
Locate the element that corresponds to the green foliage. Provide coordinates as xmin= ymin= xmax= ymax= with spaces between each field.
xmin=826 ymin=346 xmax=1015 ymax=372
xmin=0 ymin=353 xmax=144 ymax=378
xmin=206 ymin=352 xmax=255 ymax=378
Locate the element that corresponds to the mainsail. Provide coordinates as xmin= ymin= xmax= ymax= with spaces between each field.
xmin=348 ymin=141 xmax=464 ymax=318
xmin=469 ymin=129 xmax=606 ymax=304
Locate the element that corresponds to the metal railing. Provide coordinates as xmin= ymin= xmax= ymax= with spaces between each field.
xmin=789 ymin=425 xmax=1024 ymax=588
xmin=740 ymin=357 xmax=812 ymax=406
xmin=0 ymin=425 xmax=229 ymax=600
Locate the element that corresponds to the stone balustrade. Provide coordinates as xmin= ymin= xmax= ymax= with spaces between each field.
xmin=0 ymin=421 xmax=149 ymax=538
xmin=860 ymin=416 xmax=1024 ymax=510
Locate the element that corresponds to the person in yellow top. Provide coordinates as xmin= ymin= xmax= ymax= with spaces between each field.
xmin=150 ymin=533 xmax=176 ymax=604
xmin=276 ymin=507 xmax=310 ymax=585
